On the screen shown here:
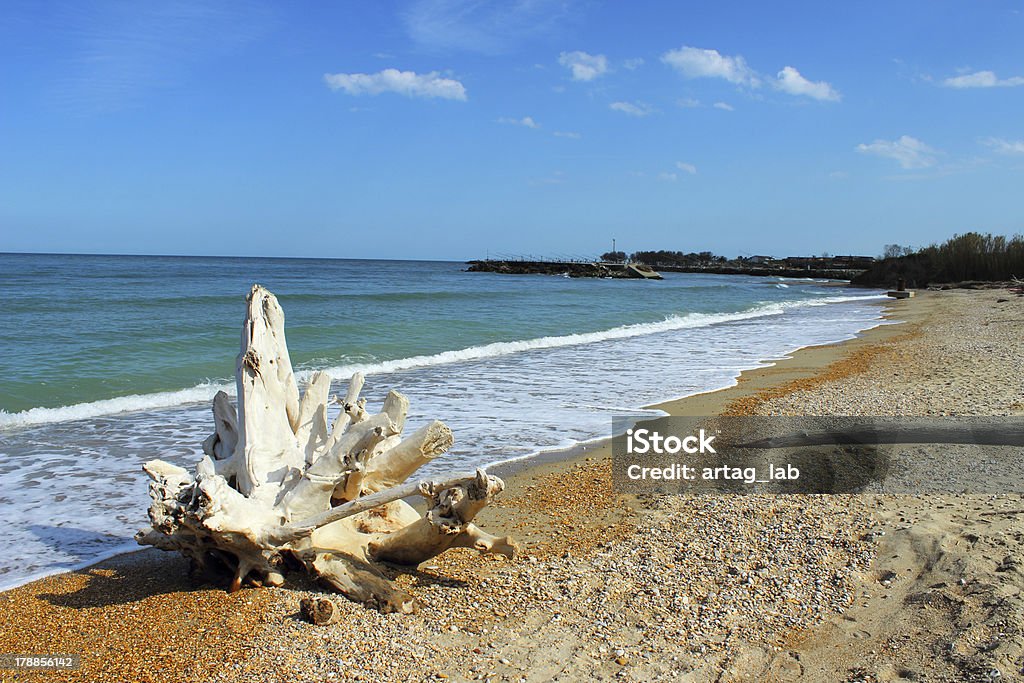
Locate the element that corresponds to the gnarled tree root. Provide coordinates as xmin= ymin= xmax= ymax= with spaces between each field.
xmin=136 ymin=284 xmax=516 ymax=611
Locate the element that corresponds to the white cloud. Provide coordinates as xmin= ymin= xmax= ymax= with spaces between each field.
xmin=658 ymin=172 xmax=678 ymax=182
xmin=774 ymin=66 xmax=841 ymax=101
xmin=558 ymin=51 xmax=608 ymax=81
xmin=661 ymin=47 xmax=841 ymax=103
xmin=497 ymin=116 xmax=539 ymax=128
xmin=677 ymin=97 xmax=701 ymax=108
xmin=609 ymin=100 xmax=652 ymax=116
xmin=324 ymin=69 xmax=467 ymax=100
xmin=942 ymin=70 xmax=1024 ymax=88
xmin=623 ymin=57 xmax=644 ymax=70
xmin=982 ymin=137 xmax=1024 ymax=154
xmin=675 ymin=161 xmax=697 ymax=175
xmin=661 ymin=46 xmax=759 ymax=86
xmin=856 ymin=135 xmax=940 ymax=169
xmin=553 ymin=130 xmax=581 ymax=139
xmin=713 ymin=101 xmax=734 ymax=111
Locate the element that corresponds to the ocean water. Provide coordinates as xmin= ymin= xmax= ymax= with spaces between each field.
xmin=0 ymin=253 xmax=889 ymax=589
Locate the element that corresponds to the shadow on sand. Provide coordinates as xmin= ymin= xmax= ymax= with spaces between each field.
xmin=34 ymin=548 xmax=216 ymax=609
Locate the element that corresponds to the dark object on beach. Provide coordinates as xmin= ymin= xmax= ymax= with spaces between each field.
xmin=300 ymin=596 xmax=341 ymax=625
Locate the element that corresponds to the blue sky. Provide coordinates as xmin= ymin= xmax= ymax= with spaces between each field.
xmin=1 ymin=1 xmax=1022 ymax=260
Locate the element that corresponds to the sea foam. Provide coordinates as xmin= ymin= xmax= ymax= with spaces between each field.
xmin=0 ymin=293 xmax=883 ymax=430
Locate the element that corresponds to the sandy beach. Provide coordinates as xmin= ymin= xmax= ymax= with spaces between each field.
xmin=2 ymin=288 xmax=1022 ymax=683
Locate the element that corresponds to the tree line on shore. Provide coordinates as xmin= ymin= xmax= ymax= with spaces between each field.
xmin=601 ymin=250 xmax=728 ymax=266
xmin=604 ymin=232 xmax=1021 ymax=286
xmin=852 ymin=232 xmax=1024 ymax=287
xmin=601 ymin=250 xmax=873 ymax=271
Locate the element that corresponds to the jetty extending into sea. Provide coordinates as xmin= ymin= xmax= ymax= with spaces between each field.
xmin=466 ymin=260 xmax=663 ymax=279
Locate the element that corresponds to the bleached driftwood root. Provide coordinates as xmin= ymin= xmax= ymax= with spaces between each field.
xmin=136 ymin=285 xmax=516 ymax=612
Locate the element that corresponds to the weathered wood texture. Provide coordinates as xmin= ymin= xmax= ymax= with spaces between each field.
xmin=136 ymin=285 xmax=515 ymax=612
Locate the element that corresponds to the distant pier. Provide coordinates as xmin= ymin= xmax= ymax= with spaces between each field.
xmin=654 ymin=264 xmax=866 ymax=280
xmin=466 ymin=260 xmax=663 ymax=280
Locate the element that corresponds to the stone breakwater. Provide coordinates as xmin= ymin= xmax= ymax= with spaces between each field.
xmin=657 ymin=264 xmax=867 ymax=280
xmin=466 ymin=260 xmax=662 ymax=279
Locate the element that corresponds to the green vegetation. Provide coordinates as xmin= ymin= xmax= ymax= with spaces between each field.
xmin=852 ymin=232 xmax=1024 ymax=287
xmin=627 ymin=250 xmax=727 ymax=266
xmin=882 ymin=244 xmax=915 ymax=259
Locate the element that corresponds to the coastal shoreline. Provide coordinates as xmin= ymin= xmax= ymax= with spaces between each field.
xmin=490 ymin=294 xmax=902 ymax=479
xmin=3 ymin=289 xmax=1022 ymax=682
xmin=0 ymin=295 xmax=899 ymax=595
xmin=0 ymin=286 xmax=897 ymax=593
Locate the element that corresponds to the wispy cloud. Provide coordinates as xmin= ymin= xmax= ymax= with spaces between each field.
xmin=403 ymin=0 xmax=574 ymax=53
xmin=323 ymin=69 xmax=467 ymax=100
xmin=675 ymin=161 xmax=697 ymax=175
xmin=881 ymin=157 xmax=989 ymax=182
xmin=558 ymin=51 xmax=609 ymax=81
xmin=981 ymin=137 xmax=1024 ymax=154
xmin=661 ymin=46 xmax=759 ymax=86
xmin=658 ymin=172 xmax=678 ymax=182
xmin=52 ymin=0 xmax=270 ymax=112
xmin=553 ymin=130 xmax=582 ymax=139
xmin=713 ymin=101 xmax=734 ymax=111
xmin=497 ymin=116 xmax=539 ymax=128
xmin=609 ymin=100 xmax=652 ymax=116
xmin=623 ymin=57 xmax=644 ymax=70
xmin=530 ymin=170 xmax=567 ymax=186
xmin=942 ymin=70 xmax=1024 ymax=88
xmin=856 ymin=135 xmax=940 ymax=169
xmin=677 ymin=97 xmax=701 ymax=108
xmin=774 ymin=66 xmax=841 ymax=101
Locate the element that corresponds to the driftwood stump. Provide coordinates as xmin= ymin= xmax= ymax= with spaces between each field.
xmin=136 ymin=285 xmax=516 ymax=612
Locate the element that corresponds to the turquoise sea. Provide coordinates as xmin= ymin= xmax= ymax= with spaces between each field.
xmin=0 ymin=253 xmax=889 ymax=589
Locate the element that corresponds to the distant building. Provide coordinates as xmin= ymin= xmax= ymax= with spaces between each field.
xmin=782 ymin=255 xmax=874 ymax=270
xmin=783 ymin=256 xmax=828 ymax=269
xmin=831 ymin=255 xmax=876 ymax=269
